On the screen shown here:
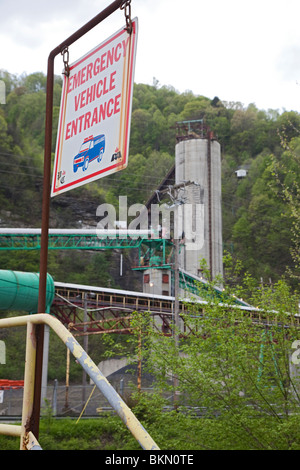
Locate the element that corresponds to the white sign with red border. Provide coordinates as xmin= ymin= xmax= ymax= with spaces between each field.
xmin=51 ymin=18 xmax=138 ymax=197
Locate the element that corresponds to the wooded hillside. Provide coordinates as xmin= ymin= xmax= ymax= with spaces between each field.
xmin=0 ymin=70 xmax=299 ymax=286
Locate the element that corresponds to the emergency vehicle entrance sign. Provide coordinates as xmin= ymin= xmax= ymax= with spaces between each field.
xmin=51 ymin=18 xmax=138 ymax=196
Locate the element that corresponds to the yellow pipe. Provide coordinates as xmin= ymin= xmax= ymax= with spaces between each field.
xmin=27 ymin=431 xmax=42 ymax=450
xmin=0 ymin=423 xmax=21 ymax=436
xmin=20 ymin=321 xmax=37 ymax=449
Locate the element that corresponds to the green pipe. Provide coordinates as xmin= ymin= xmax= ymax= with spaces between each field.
xmin=0 ymin=270 xmax=55 ymax=313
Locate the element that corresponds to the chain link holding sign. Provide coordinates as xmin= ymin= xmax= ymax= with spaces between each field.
xmin=121 ymin=0 xmax=132 ymax=34
xmin=61 ymin=47 xmax=70 ymax=77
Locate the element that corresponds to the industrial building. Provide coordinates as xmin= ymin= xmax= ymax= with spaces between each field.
xmin=142 ymin=120 xmax=223 ymax=297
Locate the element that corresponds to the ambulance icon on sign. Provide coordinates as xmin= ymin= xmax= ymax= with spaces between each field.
xmin=73 ymin=134 xmax=105 ymax=173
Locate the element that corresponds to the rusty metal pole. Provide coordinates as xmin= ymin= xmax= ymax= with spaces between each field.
xmin=34 ymin=0 xmax=128 ymax=440
xmin=173 ymin=236 xmax=179 ymax=409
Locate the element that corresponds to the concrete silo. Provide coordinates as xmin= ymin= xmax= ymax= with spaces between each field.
xmin=175 ymin=123 xmax=223 ymax=281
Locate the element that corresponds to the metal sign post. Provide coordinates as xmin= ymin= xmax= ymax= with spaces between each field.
xmin=35 ymin=0 xmax=133 ymax=440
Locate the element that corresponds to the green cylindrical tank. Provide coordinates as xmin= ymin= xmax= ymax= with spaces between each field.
xmin=0 ymin=270 xmax=55 ymax=313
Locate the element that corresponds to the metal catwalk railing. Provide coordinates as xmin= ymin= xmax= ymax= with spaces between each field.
xmin=0 ymin=228 xmax=152 ymax=251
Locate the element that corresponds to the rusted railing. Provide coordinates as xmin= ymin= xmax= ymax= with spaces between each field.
xmin=0 ymin=313 xmax=159 ymax=450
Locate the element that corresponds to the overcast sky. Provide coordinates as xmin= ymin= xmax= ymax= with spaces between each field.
xmin=1 ymin=0 xmax=300 ymax=113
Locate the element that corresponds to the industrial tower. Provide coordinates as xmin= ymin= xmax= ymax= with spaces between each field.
xmin=175 ymin=120 xmax=223 ymax=282
xmin=142 ymin=120 xmax=223 ymax=297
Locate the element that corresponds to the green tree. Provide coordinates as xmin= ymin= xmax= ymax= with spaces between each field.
xmin=269 ymin=134 xmax=300 ymax=276
xmin=228 ymin=150 xmax=294 ymax=281
xmin=136 ymin=262 xmax=300 ymax=449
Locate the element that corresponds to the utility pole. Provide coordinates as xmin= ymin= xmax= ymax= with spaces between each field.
xmin=82 ymin=294 xmax=88 ymax=410
xmin=158 ymin=179 xmax=197 ymax=322
xmin=173 ymin=235 xmax=180 ymax=409
xmin=157 ymin=180 xmax=198 ymax=409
